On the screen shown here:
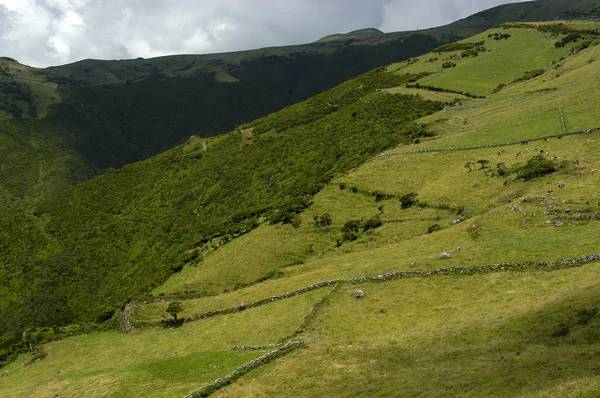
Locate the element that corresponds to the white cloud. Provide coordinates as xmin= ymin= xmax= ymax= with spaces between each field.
xmin=0 ymin=0 xmax=528 ymax=67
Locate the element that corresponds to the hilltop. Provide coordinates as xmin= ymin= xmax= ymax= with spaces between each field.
xmin=1 ymin=19 xmax=600 ymax=396
xmin=1 ymin=0 xmax=598 ymax=222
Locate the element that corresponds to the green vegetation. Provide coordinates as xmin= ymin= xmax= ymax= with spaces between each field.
xmin=2 ymin=2 xmax=598 ymax=223
xmin=390 ymin=25 xmax=591 ymax=96
xmin=166 ymin=301 xmax=184 ymax=321
xmin=3 ymin=10 xmax=600 ymax=398
xmin=215 ymin=263 xmax=600 ymax=397
xmin=0 ymin=290 xmax=326 ymax=397
xmin=0 ymin=67 xmax=445 ymax=361
xmin=512 ymin=154 xmax=561 ymax=181
xmin=512 ymin=68 xmax=546 ymax=83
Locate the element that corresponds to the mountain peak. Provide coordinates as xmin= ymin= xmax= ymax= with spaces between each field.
xmin=316 ymin=28 xmax=384 ymax=43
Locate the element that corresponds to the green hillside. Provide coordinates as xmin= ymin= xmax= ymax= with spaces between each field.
xmin=1 ymin=0 xmax=597 ymax=223
xmin=0 ymin=66 xmax=443 ymax=358
xmin=2 ymin=19 xmax=600 ymax=396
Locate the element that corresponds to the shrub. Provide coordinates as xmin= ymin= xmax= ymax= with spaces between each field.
xmin=341 ymin=220 xmax=361 ymax=241
xmin=493 ymin=84 xmax=506 ymax=93
xmin=555 ymin=33 xmax=582 ymax=48
xmin=427 ymin=224 xmax=442 ymax=234
xmin=467 ymin=223 xmax=482 ymax=239
xmin=512 ymin=69 xmax=545 ymax=84
xmin=461 ymin=46 xmax=486 ymax=58
xmin=477 ymin=159 xmax=491 ymax=170
xmin=512 ymin=154 xmax=557 ymax=181
xmin=399 ymin=192 xmax=418 ymax=209
xmin=495 ymin=162 xmax=508 ymax=177
xmin=362 ymin=216 xmax=383 ymax=232
xmin=373 ymin=190 xmax=388 ymax=202
xmin=313 ymin=213 xmax=333 ymax=228
xmin=442 ymin=61 xmax=456 ymax=69
xmin=433 ymin=41 xmax=485 ymax=53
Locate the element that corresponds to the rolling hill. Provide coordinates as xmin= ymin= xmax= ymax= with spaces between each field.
xmin=1 ymin=0 xmax=599 ymax=222
xmin=1 ymin=17 xmax=600 ymax=396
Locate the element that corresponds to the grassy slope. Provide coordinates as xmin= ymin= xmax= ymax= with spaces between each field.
xmin=216 ymin=263 xmax=600 ymax=397
xmin=0 ymin=289 xmax=327 ymax=397
xmin=2 ymin=21 xmax=600 ymax=397
xmin=148 ymin=23 xmax=600 ymax=396
xmin=0 ymin=67 xmax=444 ymax=348
xmin=153 ymin=23 xmax=600 ymax=299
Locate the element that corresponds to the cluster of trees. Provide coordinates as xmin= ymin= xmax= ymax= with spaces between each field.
xmin=555 ymin=33 xmax=583 ymax=48
xmin=340 ymin=216 xmax=383 ymax=243
xmin=488 ymin=33 xmax=511 ymax=40
xmin=406 ymin=83 xmax=486 ymax=99
xmin=0 ymin=80 xmax=36 ymax=119
xmin=466 ymin=155 xmax=565 ymax=182
xmin=433 ymin=41 xmax=485 ymax=53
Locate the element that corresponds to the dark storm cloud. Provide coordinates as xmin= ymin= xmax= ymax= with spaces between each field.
xmin=0 ymin=0 xmax=527 ymax=67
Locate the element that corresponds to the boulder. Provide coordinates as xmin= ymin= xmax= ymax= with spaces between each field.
xmin=354 ymin=289 xmax=365 ymax=299
xmin=440 ymin=252 xmax=452 ymax=259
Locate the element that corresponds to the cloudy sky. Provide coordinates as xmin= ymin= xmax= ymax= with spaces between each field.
xmin=0 ymin=0 xmax=528 ymax=67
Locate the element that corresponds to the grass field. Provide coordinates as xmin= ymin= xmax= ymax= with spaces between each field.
xmin=215 ymin=262 xmax=600 ymax=397
xmin=389 ymin=26 xmax=578 ymax=96
xmin=0 ymin=289 xmax=327 ymax=397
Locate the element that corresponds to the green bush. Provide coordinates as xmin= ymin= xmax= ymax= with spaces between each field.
xmin=512 ymin=154 xmax=557 ymax=181
xmin=512 ymin=69 xmax=545 ymax=83
xmin=434 ymin=41 xmax=485 ymax=53
xmin=341 ymin=220 xmax=362 ymax=242
xmin=427 ymin=224 xmax=442 ymax=234
xmin=362 ymin=216 xmax=383 ymax=232
xmin=399 ymin=192 xmax=419 ymax=209
xmin=313 ymin=213 xmax=333 ymax=228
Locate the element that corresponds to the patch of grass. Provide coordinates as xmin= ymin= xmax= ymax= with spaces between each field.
xmin=390 ymin=27 xmax=576 ymax=95
xmin=0 ymin=289 xmax=324 ymax=397
xmin=214 ymin=262 xmax=600 ymax=397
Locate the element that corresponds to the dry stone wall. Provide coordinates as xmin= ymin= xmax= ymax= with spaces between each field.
xmin=184 ymin=341 xmax=306 ymax=398
xmin=370 ymin=126 xmax=600 ymax=161
xmin=135 ymin=254 xmax=600 ymax=328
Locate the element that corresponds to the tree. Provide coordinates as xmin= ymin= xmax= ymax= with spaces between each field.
xmin=166 ymin=301 xmax=183 ymax=321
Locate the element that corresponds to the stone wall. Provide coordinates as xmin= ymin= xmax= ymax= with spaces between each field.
xmin=184 ymin=341 xmax=306 ymax=398
xmin=134 ymin=280 xmax=338 ymax=328
xmin=370 ymin=126 xmax=600 ymax=161
xmin=136 ymin=253 xmax=600 ymax=328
